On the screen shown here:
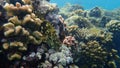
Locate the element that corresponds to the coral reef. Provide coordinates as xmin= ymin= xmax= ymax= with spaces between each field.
xmin=22 ymin=44 xmax=73 ymax=68
xmin=4 ymin=2 xmax=32 ymax=18
xmin=32 ymin=0 xmax=58 ymax=18
xmin=106 ymin=20 xmax=120 ymax=61
xmin=67 ymin=26 xmax=113 ymax=44
xmin=63 ymin=36 xmax=77 ymax=46
xmin=106 ymin=20 xmax=120 ymax=32
xmin=0 ymin=1 xmax=60 ymax=62
xmin=32 ymin=0 xmax=66 ymax=41
xmin=89 ymin=7 xmax=102 ymax=17
xmin=65 ymin=15 xmax=94 ymax=28
xmin=0 ymin=0 xmax=120 ymax=68
xmin=59 ymin=3 xmax=84 ymax=19
xmin=49 ymin=45 xmax=73 ymax=67
xmin=76 ymin=40 xmax=119 ymax=68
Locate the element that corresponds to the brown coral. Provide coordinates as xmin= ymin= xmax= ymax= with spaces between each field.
xmin=78 ymin=40 xmax=119 ymax=68
xmin=4 ymin=2 xmax=32 ymax=17
xmin=67 ymin=27 xmax=113 ymax=44
xmin=1 ymin=2 xmax=60 ymax=61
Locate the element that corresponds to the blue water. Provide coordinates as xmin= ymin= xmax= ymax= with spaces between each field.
xmin=50 ymin=0 xmax=120 ymax=10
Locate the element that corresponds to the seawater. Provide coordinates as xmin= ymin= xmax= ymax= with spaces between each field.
xmin=50 ymin=0 xmax=120 ymax=10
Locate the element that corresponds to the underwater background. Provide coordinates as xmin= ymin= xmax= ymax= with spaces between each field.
xmin=0 ymin=0 xmax=120 ymax=68
xmin=51 ymin=0 xmax=120 ymax=10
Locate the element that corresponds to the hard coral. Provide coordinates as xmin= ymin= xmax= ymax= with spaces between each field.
xmin=59 ymin=3 xmax=84 ymax=19
xmin=106 ymin=20 xmax=120 ymax=32
xmin=4 ymin=2 xmax=32 ymax=17
xmin=32 ymin=0 xmax=66 ymax=41
xmin=65 ymin=15 xmax=93 ymax=28
xmin=89 ymin=7 xmax=102 ymax=17
xmin=1 ymin=1 xmax=60 ymax=61
xmin=76 ymin=40 xmax=119 ymax=68
xmin=68 ymin=27 xmax=113 ymax=44
xmin=49 ymin=45 xmax=73 ymax=66
xmin=63 ymin=36 xmax=77 ymax=46
xmin=32 ymin=0 xmax=57 ymax=18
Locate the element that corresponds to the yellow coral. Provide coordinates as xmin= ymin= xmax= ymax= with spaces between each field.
xmin=4 ymin=2 xmax=32 ymax=16
xmin=8 ymin=53 xmax=21 ymax=60
xmin=108 ymin=61 xmax=116 ymax=68
xmin=15 ymin=26 xmax=22 ymax=34
xmin=3 ymin=43 xmax=9 ymax=50
xmin=22 ymin=0 xmax=31 ymax=4
xmin=8 ymin=16 xmax=21 ymax=25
